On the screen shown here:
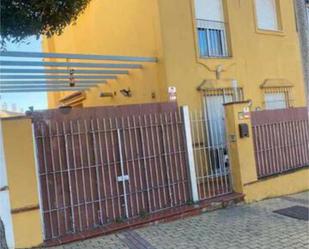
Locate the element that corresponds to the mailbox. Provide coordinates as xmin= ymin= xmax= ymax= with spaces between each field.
xmin=239 ymin=123 xmax=249 ymax=138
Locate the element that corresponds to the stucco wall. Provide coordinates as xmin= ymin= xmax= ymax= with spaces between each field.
xmin=157 ymin=0 xmax=306 ymax=110
xmin=43 ymin=0 xmax=167 ymax=108
xmin=1 ymin=117 xmax=43 ymax=249
xmin=244 ymin=168 xmax=309 ymax=202
xmin=45 ymin=0 xmax=307 ymax=110
xmin=0 ymin=120 xmax=15 ymax=249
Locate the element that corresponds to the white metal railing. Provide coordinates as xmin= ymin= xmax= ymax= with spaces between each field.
xmin=196 ymin=19 xmax=229 ymax=58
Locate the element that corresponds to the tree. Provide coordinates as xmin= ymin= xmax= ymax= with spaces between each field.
xmin=0 ymin=0 xmax=91 ymax=45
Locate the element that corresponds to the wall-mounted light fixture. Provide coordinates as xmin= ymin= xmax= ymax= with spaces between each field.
xmin=120 ymin=88 xmax=132 ymax=97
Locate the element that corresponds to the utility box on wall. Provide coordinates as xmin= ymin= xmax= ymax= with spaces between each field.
xmin=239 ymin=123 xmax=249 ymax=138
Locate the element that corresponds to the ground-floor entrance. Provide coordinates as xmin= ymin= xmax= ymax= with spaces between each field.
xmin=190 ymin=87 xmax=243 ymax=200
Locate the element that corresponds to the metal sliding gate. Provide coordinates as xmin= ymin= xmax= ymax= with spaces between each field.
xmin=33 ymin=107 xmax=190 ymax=240
xmin=32 ymin=101 xmax=239 ymax=241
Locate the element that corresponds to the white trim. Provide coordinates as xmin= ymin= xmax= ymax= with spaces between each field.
xmin=0 ymin=120 xmax=15 ymax=249
xmin=181 ymin=106 xmax=199 ymax=203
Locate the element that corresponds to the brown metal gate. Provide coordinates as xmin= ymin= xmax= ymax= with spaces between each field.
xmin=32 ymin=103 xmax=190 ymax=241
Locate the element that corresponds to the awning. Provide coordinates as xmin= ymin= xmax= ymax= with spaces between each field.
xmin=0 ymin=51 xmax=158 ymax=93
xmin=260 ymin=79 xmax=294 ymax=89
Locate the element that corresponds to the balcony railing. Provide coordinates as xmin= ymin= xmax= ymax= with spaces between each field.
xmin=196 ymin=19 xmax=229 ymax=58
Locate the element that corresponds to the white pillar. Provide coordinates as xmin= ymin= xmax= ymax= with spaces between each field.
xmin=0 ymin=120 xmax=15 ymax=249
xmin=181 ymin=106 xmax=199 ymax=203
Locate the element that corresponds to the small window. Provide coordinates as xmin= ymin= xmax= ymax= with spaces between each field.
xmin=255 ymin=0 xmax=280 ymax=31
xmin=195 ymin=0 xmax=229 ymax=57
xmin=263 ymin=88 xmax=291 ymax=110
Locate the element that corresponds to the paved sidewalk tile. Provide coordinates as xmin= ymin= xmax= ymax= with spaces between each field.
xmin=41 ymin=192 xmax=309 ymax=249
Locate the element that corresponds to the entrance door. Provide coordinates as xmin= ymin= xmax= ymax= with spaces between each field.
xmin=203 ymin=88 xmax=242 ymax=175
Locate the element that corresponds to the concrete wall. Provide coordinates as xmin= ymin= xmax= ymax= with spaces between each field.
xmin=224 ymin=102 xmax=309 ymax=203
xmin=0 ymin=117 xmax=43 ymax=249
xmin=44 ymin=0 xmax=307 ymax=110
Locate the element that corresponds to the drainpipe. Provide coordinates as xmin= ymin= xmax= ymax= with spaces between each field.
xmin=294 ymin=0 xmax=309 ymax=104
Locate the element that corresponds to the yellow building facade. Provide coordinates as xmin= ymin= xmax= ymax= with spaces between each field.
xmin=43 ymin=0 xmax=306 ymax=110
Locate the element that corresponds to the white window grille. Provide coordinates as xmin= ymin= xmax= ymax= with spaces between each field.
xmin=263 ymin=88 xmax=291 ymax=110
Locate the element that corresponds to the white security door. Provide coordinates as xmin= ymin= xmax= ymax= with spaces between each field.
xmin=190 ymin=89 xmax=242 ymax=200
xmin=205 ymin=95 xmax=232 ymax=147
xmin=204 ymin=93 xmax=233 ymax=175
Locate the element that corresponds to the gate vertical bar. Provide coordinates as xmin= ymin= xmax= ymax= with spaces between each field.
xmin=63 ymin=122 xmax=76 ymax=233
xmin=181 ymin=106 xmax=199 ymax=203
xmin=40 ymin=124 xmax=54 ymax=238
xmin=117 ymin=128 xmax=129 ymax=218
xmin=90 ymin=120 xmax=104 ymax=225
xmin=77 ymin=121 xmax=89 ymax=228
xmin=70 ymin=121 xmax=83 ymax=232
xmin=48 ymin=123 xmax=61 ymax=237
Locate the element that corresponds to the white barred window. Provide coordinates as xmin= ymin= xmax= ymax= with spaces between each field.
xmin=263 ymin=88 xmax=291 ymax=110
xmin=194 ymin=0 xmax=229 ymax=57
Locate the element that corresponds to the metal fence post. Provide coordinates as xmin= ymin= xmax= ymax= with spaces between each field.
xmin=181 ymin=106 xmax=199 ymax=203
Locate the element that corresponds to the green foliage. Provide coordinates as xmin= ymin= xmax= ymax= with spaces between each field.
xmin=115 ymin=216 xmax=127 ymax=224
xmin=186 ymin=199 xmax=194 ymax=206
xmin=0 ymin=0 xmax=91 ymax=45
xmin=139 ymin=210 xmax=149 ymax=219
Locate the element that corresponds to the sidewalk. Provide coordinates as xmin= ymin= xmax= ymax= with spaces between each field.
xmin=44 ymin=192 xmax=309 ymax=249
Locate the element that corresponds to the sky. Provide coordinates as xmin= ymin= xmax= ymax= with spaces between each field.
xmin=0 ymin=36 xmax=48 ymax=112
